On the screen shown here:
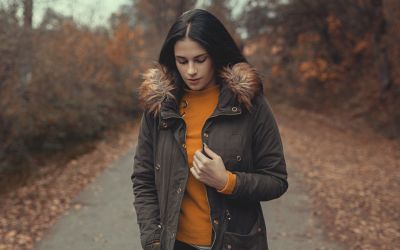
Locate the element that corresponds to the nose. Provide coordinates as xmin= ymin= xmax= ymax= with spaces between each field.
xmin=187 ymin=62 xmax=197 ymax=76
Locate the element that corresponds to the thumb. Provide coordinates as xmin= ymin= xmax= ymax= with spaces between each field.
xmin=203 ymin=143 xmax=219 ymax=159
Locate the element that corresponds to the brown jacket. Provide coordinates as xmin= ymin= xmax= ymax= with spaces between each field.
xmin=131 ymin=62 xmax=288 ymax=250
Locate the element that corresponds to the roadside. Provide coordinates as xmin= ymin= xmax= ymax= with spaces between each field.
xmin=273 ymin=102 xmax=400 ymax=250
xmin=35 ymin=147 xmax=142 ymax=250
xmin=0 ymin=122 xmax=139 ymax=250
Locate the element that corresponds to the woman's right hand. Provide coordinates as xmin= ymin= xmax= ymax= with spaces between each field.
xmin=191 ymin=144 xmax=228 ymax=190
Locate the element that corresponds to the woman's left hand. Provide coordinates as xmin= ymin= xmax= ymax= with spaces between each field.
xmin=191 ymin=143 xmax=228 ymax=190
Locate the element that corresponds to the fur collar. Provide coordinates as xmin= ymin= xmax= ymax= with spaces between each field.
xmin=138 ymin=62 xmax=262 ymax=114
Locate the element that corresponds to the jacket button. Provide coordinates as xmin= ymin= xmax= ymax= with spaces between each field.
xmin=236 ymin=155 xmax=241 ymax=162
xmin=182 ymin=143 xmax=186 ymax=149
xmin=181 ymin=100 xmax=188 ymax=108
xmin=231 ymin=107 xmax=238 ymax=112
xmin=226 ymin=244 xmax=232 ymax=249
xmin=213 ymin=219 xmax=219 ymax=225
xmin=203 ymin=132 xmax=209 ymax=138
xmin=155 ymin=164 xmax=160 ymax=171
xmin=161 ymin=121 xmax=167 ymax=128
xmin=177 ymin=187 xmax=182 ymax=194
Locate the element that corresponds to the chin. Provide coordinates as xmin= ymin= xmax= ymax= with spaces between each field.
xmin=185 ymin=83 xmax=207 ymax=91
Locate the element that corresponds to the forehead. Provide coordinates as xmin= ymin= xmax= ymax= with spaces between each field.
xmin=174 ymin=38 xmax=207 ymax=58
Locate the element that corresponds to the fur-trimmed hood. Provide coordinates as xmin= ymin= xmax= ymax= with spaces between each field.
xmin=138 ymin=62 xmax=262 ymax=115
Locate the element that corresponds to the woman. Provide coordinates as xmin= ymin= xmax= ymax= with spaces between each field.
xmin=132 ymin=9 xmax=288 ymax=250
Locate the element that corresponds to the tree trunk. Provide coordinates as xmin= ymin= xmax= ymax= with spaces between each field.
xmin=19 ymin=0 xmax=33 ymax=91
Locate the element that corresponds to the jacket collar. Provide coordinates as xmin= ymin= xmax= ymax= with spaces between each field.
xmin=138 ymin=62 xmax=262 ymax=119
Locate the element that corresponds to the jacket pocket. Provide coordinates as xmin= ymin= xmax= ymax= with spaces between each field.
xmin=223 ymin=133 xmax=247 ymax=172
xmin=221 ymin=211 xmax=268 ymax=250
xmin=144 ymin=242 xmax=161 ymax=250
xmin=224 ymin=153 xmax=243 ymax=172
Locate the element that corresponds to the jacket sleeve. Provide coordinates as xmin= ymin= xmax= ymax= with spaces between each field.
xmin=228 ymin=94 xmax=288 ymax=202
xmin=131 ymin=112 xmax=161 ymax=249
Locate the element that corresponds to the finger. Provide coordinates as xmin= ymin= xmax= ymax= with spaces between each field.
xmin=194 ymin=150 xmax=208 ymax=163
xmin=190 ymin=166 xmax=200 ymax=179
xmin=192 ymin=159 xmax=201 ymax=170
xmin=203 ymin=143 xmax=219 ymax=160
xmin=193 ymin=159 xmax=206 ymax=174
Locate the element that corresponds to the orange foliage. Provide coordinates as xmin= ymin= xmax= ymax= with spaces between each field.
xmin=297 ymin=33 xmax=321 ymax=44
xmin=0 ymin=13 xmax=147 ymax=172
xmin=299 ymin=58 xmax=329 ymax=82
xmin=326 ymin=14 xmax=342 ymax=33
xmin=106 ymin=22 xmax=132 ymax=66
xmin=353 ymin=40 xmax=369 ymax=54
xmin=271 ymin=65 xmax=282 ymax=77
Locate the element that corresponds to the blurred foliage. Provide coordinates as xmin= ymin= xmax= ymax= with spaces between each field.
xmin=240 ymin=0 xmax=400 ymax=138
xmin=132 ymin=0 xmax=197 ymax=60
xmin=0 ymin=1 xmax=146 ymax=171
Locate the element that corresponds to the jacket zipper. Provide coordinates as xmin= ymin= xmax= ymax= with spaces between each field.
xmin=204 ymin=187 xmax=216 ymax=249
xmin=201 ymin=111 xmax=240 ymax=250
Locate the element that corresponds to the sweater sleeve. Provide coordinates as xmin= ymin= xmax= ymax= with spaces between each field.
xmin=217 ymin=171 xmax=237 ymax=194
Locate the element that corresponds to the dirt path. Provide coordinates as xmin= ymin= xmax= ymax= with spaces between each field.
xmin=265 ymin=154 xmax=345 ymax=250
xmin=35 ymin=146 xmax=345 ymax=250
xmin=35 ymin=148 xmax=142 ymax=250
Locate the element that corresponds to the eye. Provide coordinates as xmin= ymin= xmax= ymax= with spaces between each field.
xmin=196 ymin=57 xmax=207 ymax=63
xmin=177 ymin=60 xmax=188 ymax=65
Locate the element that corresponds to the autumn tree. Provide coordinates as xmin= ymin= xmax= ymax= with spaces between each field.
xmin=132 ymin=0 xmax=196 ymax=60
xmin=238 ymin=0 xmax=400 ymax=136
xmin=205 ymin=0 xmax=243 ymax=50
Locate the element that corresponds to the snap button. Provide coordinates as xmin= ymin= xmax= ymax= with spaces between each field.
xmin=227 ymin=244 xmax=232 ymax=249
xmin=182 ymin=143 xmax=186 ymax=149
xmin=225 ymin=209 xmax=231 ymax=221
xmin=236 ymin=155 xmax=241 ymax=162
xmin=155 ymin=164 xmax=160 ymax=171
xmin=161 ymin=121 xmax=167 ymax=128
xmin=181 ymin=100 xmax=188 ymax=108
xmin=231 ymin=107 xmax=238 ymax=112
xmin=203 ymin=133 xmax=209 ymax=138
xmin=213 ymin=219 xmax=219 ymax=225
xmin=177 ymin=187 xmax=182 ymax=194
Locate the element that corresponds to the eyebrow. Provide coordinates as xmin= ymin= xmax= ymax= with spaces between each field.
xmin=175 ymin=53 xmax=208 ymax=59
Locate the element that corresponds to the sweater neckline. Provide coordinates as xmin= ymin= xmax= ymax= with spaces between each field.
xmin=183 ymin=84 xmax=220 ymax=98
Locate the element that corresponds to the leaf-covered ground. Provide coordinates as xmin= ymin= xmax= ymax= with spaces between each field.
xmin=0 ymin=104 xmax=398 ymax=250
xmin=0 ymin=122 xmax=139 ymax=250
xmin=273 ymin=103 xmax=400 ymax=250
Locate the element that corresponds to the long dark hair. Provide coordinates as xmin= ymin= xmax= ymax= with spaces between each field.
xmin=158 ymin=9 xmax=246 ymax=98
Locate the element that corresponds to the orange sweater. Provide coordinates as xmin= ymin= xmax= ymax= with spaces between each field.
xmin=176 ymin=84 xmax=236 ymax=246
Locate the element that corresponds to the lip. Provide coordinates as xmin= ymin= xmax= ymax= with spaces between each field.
xmin=188 ymin=78 xmax=201 ymax=81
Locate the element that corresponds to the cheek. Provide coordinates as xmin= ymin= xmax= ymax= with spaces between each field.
xmin=204 ymin=63 xmax=215 ymax=79
xmin=175 ymin=63 xmax=185 ymax=76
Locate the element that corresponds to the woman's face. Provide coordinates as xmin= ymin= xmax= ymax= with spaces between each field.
xmin=174 ymin=37 xmax=216 ymax=91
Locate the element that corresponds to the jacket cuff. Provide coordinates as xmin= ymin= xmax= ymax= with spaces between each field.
xmin=217 ymin=171 xmax=237 ymax=194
